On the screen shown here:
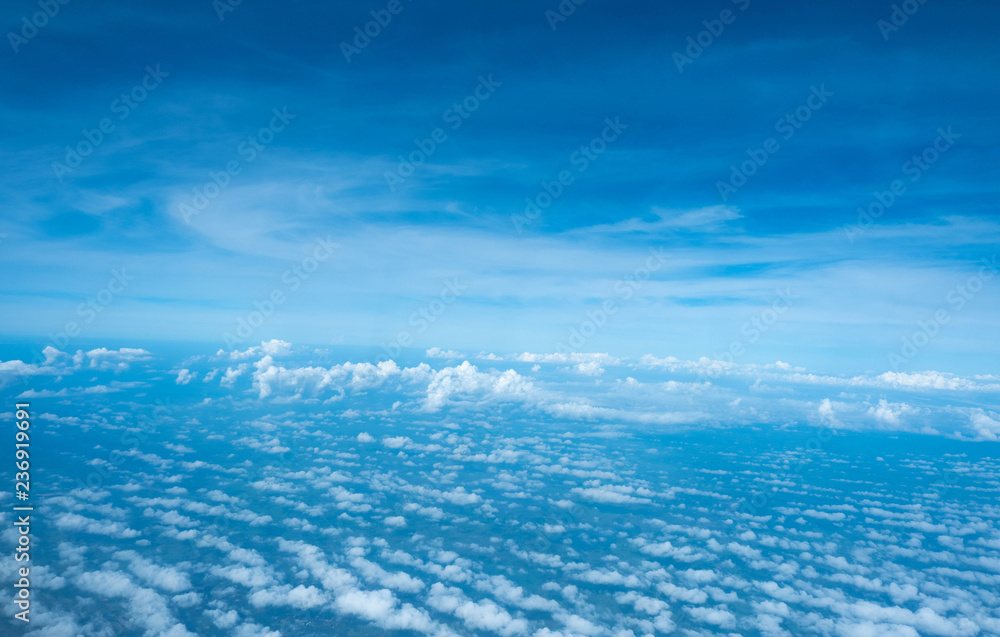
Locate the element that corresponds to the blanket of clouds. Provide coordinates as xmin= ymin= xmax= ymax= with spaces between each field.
xmin=3 ymin=341 xmax=1000 ymax=636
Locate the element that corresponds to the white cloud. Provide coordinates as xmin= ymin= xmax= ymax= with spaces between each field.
xmin=249 ymin=584 xmax=326 ymax=609
xmin=420 ymin=361 xmax=537 ymax=412
xmin=81 ymin=347 xmax=153 ymax=372
xmin=56 ymin=513 xmax=140 ymax=538
xmin=579 ymin=205 xmax=742 ymax=234
xmin=426 ymin=347 xmax=466 ymax=359
xmin=968 ymin=409 xmax=1000 ymax=441
xmin=428 ymin=583 xmax=529 ymax=636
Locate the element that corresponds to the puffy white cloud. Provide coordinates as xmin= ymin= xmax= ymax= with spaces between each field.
xmin=251 ymin=357 xmax=401 ymax=399
xmin=968 ymin=409 xmax=1000 ymax=441
xmin=867 ymin=399 xmax=917 ymax=426
xmin=249 ymin=584 xmax=326 ymax=609
xmin=428 ymin=583 xmax=529 ymax=636
xmin=210 ymin=564 xmax=276 ymax=589
xmin=115 ymin=551 xmax=192 ymax=593
xmin=55 ymin=513 xmax=140 ymax=539
xmin=571 ymin=484 xmax=652 ymax=505
xmin=75 ymin=570 xmax=196 ymax=636
xmin=335 ymin=588 xmax=395 ymax=619
xmin=221 ymin=364 xmax=249 ymax=388
xmin=420 ymin=361 xmax=536 ymax=412
xmin=686 ymin=605 xmax=736 ymax=629
xmin=217 ymin=339 xmax=292 ymax=361
xmin=382 ymin=436 xmax=412 ymax=449
xmin=81 ymin=347 xmax=153 ymax=372
xmin=572 ymin=361 xmax=605 ymax=376
xmin=0 ymin=355 xmax=64 ymax=387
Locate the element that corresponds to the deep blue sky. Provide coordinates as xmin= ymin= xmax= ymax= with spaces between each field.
xmin=1 ymin=0 xmax=998 ymax=374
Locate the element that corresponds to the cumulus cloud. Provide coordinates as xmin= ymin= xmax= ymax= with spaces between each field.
xmin=249 ymin=584 xmax=326 ymax=610
xmin=81 ymin=347 xmax=154 ymax=372
xmin=428 ymin=583 xmax=529 ymax=636
xmin=420 ymin=361 xmax=537 ymax=412
xmin=18 ymin=342 xmax=1000 ymax=637
xmin=75 ymin=570 xmax=195 ymax=636
xmin=56 ymin=513 xmax=140 ymax=539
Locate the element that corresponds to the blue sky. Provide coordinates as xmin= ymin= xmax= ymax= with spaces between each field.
xmin=1 ymin=0 xmax=998 ymax=375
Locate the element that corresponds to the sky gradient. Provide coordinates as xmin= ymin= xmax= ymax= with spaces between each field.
xmin=1 ymin=0 xmax=998 ymax=376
